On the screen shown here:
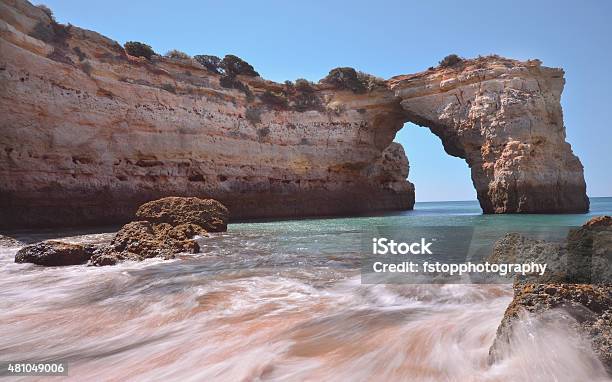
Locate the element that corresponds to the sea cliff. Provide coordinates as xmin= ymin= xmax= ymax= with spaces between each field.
xmin=0 ymin=0 xmax=588 ymax=228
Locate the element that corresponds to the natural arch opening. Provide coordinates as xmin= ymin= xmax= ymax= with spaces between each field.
xmin=394 ymin=122 xmax=475 ymax=203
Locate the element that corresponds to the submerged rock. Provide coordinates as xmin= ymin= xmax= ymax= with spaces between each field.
xmin=135 ymin=197 xmax=229 ymax=232
xmin=15 ymin=241 xmax=95 ymax=266
xmin=489 ymin=216 xmax=612 ymax=374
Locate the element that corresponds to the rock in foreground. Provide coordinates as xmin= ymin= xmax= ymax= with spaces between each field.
xmin=13 ymin=197 xmax=226 ymax=267
xmin=489 ymin=216 xmax=612 ymax=374
xmin=15 ymin=241 xmax=95 ymax=266
xmin=90 ymin=197 xmax=223 ymax=266
xmin=89 ymin=221 xmax=204 ymax=266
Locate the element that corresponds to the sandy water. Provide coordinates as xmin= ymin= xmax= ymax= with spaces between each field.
xmin=1 ymin=199 xmax=611 ymax=381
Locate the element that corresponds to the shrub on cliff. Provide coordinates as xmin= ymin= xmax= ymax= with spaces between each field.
xmin=321 ymin=67 xmax=366 ymax=93
xmin=194 ymin=54 xmax=222 ymax=73
xmin=80 ymin=61 xmax=93 ymax=76
xmin=219 ymin=75 xmax=247 ymax=91
xmin=160 ymin=83 xmax=176 ymax=93
xmin=30 ymin=22 xmax=54 ymax=42
xmin=294 ymin=78 xmax=315 ymax=93
xmin=357 ymin=72 xmax=386 ymax=91
xmin=30 ymin=4 xmax=71 ymax=46
xmin=321 ymin=67 xmax=385 ymax=93
xmin=291 ymin=79 xmax=322 ymax=111
xmin=219 ymin=75 xmax=253 ymax=101
xmin=124 ymin=41 xmax=155 ymax=60
xmin=164 ymin=49 xmax=190 ymax=60
xmin=245 ymin=107 xmax=262 ymax=124
xmin=35 ymin=4 xmax=54 ymax=21
xmin=438 ymin=54 xmax=463 ymax=68
xmin=221 ymin=54 xmax=259 ymax=77
xmin=30 ymin=20 xmax=71 ymax=44
xmin=293 ymin=92 xmax=322 ymax=112
xmin=257 ymin=126 xmax=270 ymax=139
xmin=260 ymin=90 xmax=288 ymax=109
xmin=72 ymin=46 xmax=87 ymax=61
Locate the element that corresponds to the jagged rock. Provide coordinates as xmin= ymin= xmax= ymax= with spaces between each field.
xmin=0 ymin=1 xmax=588 ymax=228
xmin=15 ymin=241 xmax=95 ymax=265
xmin=489 ymin=216 xmax=612 ymax=374
xmin=89 ymin=220 xmax=203 ymax=266
xmin=135 ymin=197 xmax=229 ymax=232
xmin=89 ymin=197 xmax=216 ymax=266
xmin=490 ymin=283 xmax=612 ymax=375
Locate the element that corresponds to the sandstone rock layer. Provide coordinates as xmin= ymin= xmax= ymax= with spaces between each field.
xmin=0 ymin=0 xmax=588 ymax=228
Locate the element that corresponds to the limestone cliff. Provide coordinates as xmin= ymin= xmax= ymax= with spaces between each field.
xmin=0 ymin=0 xmax=588 ymax=228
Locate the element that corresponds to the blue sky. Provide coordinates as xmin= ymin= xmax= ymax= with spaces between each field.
xmin=43 ymin=0 xmax=612 ymax=201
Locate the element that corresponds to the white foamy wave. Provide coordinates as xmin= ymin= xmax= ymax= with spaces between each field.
xmin=1 ymin=229 xmax=610 ymax=381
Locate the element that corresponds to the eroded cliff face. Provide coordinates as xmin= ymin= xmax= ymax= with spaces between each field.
xmin=0 ymin=0 xmax=414 ymax=228
xmin=0 ymin=0 xmax=588 ymax=228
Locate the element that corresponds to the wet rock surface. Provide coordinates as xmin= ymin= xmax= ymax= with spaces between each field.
xmin=90 ymin=197 xmax=222 ymax=266
xmin=15 ymin=241 xmax=96 ymax=266
xmin=89 ymin=221 xmax=204 ymax=266
xmin=489 ymin=216 xmax=612 ymax=374
xmin=13 ymin=197 xmax=225 ymax=267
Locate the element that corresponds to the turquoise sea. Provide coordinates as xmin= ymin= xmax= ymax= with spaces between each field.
xmin=236 ymin=196 xmax=612 ymax=232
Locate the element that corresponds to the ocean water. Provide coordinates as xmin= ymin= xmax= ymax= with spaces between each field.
xmin=0 ymin=197 xmax=610 ymax=381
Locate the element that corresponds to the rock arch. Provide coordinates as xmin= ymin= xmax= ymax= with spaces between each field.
xmin=0 ymin=1 xmax=589 ymax=228
xmin=387 ymin=58 xmax=588 ymax=213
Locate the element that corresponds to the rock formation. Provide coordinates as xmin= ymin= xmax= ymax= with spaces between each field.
xmin=13 ymin=196 xmax=227 ymax=266
xmin=89 ymin=220 xmax=203 ymax=266
xmin=390 ymin=57 xmax=589 ymax=213
xmin=89 ymin=196 xmax=227 ymax=265
xmin=488 ymin=216 xmax=612 ymax=374
xmin=135 ymin=196 xmax=229 ymax=232
xmin=0 ymin=0 xmax=588 ymax=228
xmin=15 ymin=240 xmax=96 ymax=265
xmin=390 ymin=61 xmax=589 ymax=214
